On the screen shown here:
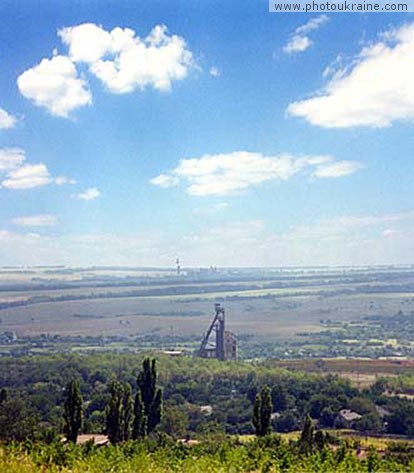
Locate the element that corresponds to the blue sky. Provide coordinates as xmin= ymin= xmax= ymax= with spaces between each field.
xmin=0 ymin=1 xmax=413 ymax=267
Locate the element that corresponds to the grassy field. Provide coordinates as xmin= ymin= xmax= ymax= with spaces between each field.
xmin=0 ymin=285 xmax=410 ymax=338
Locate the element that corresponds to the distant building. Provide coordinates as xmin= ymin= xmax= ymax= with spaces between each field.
xmin=335 ymin=409 xmax=363 ymax=428
xmin=200 ymin=405 xmax=213 ymax=415
xmin=198 ymin=303 xmax=238 ymax=361
xmin=0 ymin=331 xmax=17 ymax=343
xmin=161 ymin=350 xmax=184 ymax=357
xmin=339 ymin=409 xmax=363 ymax=422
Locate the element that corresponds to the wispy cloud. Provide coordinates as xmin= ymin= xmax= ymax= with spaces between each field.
xmin=209 ymin=66 xmax=221 ymax=78
xmin=0 ymin=107 xmax=17 ymax=129
xmin=311 ymin=160 xmax=362 ymax=178
xmin=151 ymin=151 xmax=361 ymax=196
xmin=288 ymin=23 xmax=414 ymax=127
xmin=75 ymin=187 xmax=101 ymax=200
xmin=0 ymin=210 xmax=412 ymax=266
xmin=12 ymin=214 xmax=57 ymax=227
xmin=0 ymin=148 xmax=26 ymax=171
xmin=284 ymin=15 xmax=329 ymax=54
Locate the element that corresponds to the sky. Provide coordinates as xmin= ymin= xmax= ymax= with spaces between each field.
xmin=0 ymin=0 xmax=413 ymax=267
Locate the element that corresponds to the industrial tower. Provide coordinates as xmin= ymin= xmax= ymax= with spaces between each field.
xmin=198 ymin=303 xmax=238 ymax=360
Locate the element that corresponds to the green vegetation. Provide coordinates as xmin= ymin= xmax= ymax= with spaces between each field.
xmin=106 ymin=380 xmax=127 ymax=444
xmin=0 ymin=266 xmax=413 ymax=472
xmin=0 ymin=353 xmax=414 ymax=440
xmin=252 ymin=386 xmax=272 ymax=436
xmin=136 ymin=358 xmax=162 ymax=436
xmin=63 ymin=379 xmax=83 ymax=443
xmin=1 ymin=433 xmax=414 ymax=472
xmin=0 ymin=353 xmax=414 ymax=470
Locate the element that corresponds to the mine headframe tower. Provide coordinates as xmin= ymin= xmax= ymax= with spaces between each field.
xmin=198 ymin=303 xmax=237 ymax=361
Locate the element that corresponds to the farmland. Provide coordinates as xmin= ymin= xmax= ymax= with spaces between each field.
xmin=0 ymin=265 xmax=413 ymax=358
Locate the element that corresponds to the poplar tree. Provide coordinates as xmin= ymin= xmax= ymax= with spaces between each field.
xmin=132 ymin=390 xmax=147 ymax=439
xmin=252 ymin=385 xmax=272 ymax=436
xmin=133 ymin=358 xmax=162 ymax=437
xmin=63 ymin=379 xmax=83 ymax=443
xmin=106 ymin=381 xmax=124 ymax=444
xmin=299 ymin=414 xmax=315 ymax=453
xmin=122 ymin=382 xmax=133 ymax=441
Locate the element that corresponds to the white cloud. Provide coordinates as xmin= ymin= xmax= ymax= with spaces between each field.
xmin=149 ymin=174 xmax=179 ymax=188
xmin=177 ymin=211 xmax=414 ymax=266
xmin=17 ymin=55 xmax=92 ymax=117
xmin=284 ymin=36 xmax=312 ymax=54
xmin=381 ymin=228 xmax=403 ymax=239
xmin=12 ymin=214 xmax=57 ymax=227
xmin=0 ymin=148 xmax=26 ymax=171
xmin=58 ymin=23 xmax=115 ymax=64
xmin=295 ymin=15 xmax=329 ymax=35
xmin=209 ymin=66 xmax=221 ymax=78
xmin=55 ymin=176 xmax=77 ymax=185
xmin=2 ymin=163 xmax=52 ymax=189
xmin=288 ymin=23 xmax=414 ymax=128
xmin=60 ymin=23 xmax=194 ymax=93
xmin=151 ymin=151 xmax=361 ymax=196
xmin=0 ymin=210 xmax=413 ymax=266
xmin=76 ymin=187 xmax=101 ymax=200
xmin=0 ymin=107 xmax=17 ymax=129
xmin=284 ymin=15 xmax=329 ymax=54
xmin=287 ymin=212 xmax=413 ymax=241
xmin=0 ymin=147 xmax=73 ymax=190
xmin=311 ymin=160 xmax=362 ymax=178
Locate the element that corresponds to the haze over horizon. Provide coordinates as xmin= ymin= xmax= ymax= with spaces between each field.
xmin=1 ymin=2 xmax=413 ymax=267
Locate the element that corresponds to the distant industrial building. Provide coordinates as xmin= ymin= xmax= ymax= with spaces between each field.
xmin=198 ymin=303 xmax=238 ymax=361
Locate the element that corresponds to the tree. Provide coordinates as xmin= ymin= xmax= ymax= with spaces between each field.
xmin=319 ymin=406 xmax=337 ymax=428
xmin=387 ymin=401 xmax=414 ymax=436
xmin=252 ymin=385 xmax=272 ymax=436
xmin=273 ymin=410 xmax=300 ymax=433
xmin=63 ymin=379 xmax=83 ymax=443
xmin=299 ymin=414 xmax=315 ymax=454
xmin=0 ymin=397 xmax=39 ymax=441
xmin=106 ymin=381 xmax=124 ymax=444
xmin=314 ymin=430 xmax=327 ymax=450
xmin=133 ymin=358 xmax=162 ymax=437
xmin=132 ymin=390 xmax=147 ymax=439
xmin=161 ymin=405 xmax=189 ymax=438
xmin=0 ymin=388 xmax=7 ymax=404
xmin=122 ymin=383 xmax=133 ymax=441
xmin=271 ymin=384 xmax=291 ymax=412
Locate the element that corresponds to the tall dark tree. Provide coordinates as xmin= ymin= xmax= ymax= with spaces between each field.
xmin=106 ymin=381 xmax=124 ymax=444
xmin=0 ymin=388 xmax=7 ymax=405
xmin=299 ymin=414 xmax=315 ymax=454
xmin=63 ymin=379 xmax=83 ymax=443
xmin=252 ymin=385 xmax=272 ymax=436
xmin=132 ymin=389 xmax=147 ymax=439
xmin=134 ymin=358 xmax=162 ymax=436
xmin=122 ymin=382 xmax=133 ymax=441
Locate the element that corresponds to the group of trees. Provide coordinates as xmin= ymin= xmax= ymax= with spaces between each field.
xmin=63 ymin=358 xmax=162 ymax=444
xmin=2 ymin=353 xmax=414 ymax=442
xmin=252 ymin=385 xmax=329 ymax=454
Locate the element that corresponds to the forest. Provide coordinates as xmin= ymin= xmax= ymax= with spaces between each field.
xmin=1 ymin=353 xmax=414 ymax=471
